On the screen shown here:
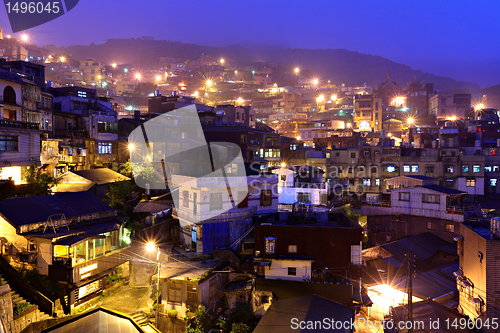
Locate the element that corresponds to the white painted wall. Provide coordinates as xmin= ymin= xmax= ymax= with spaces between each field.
xmin=457 ymin=177 xmax=485 ymax=195
xmin=263 ymin=259 xmax=311 ymax=281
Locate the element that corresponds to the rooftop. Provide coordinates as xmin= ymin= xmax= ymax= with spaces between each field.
xmin=0 ymin=192 xmax=113 ymax=227
xmin=157 ymin=259 xmax=224 ymax=282
xmin=72 ymin=169 xmax=131 ymax=185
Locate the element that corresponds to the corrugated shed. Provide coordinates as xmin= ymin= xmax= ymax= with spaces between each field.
xmin=202 ymin=218 xmax=252 ymax=254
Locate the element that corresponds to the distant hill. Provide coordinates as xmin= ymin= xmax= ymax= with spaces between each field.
xmin=481 ymin=84 xmax=500 ymax=110
xmin=53 ymin=38 xmax=481 ymax=95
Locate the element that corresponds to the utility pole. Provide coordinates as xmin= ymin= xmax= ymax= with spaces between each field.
xmin=407 ymin=250 xmax=413 ymax=333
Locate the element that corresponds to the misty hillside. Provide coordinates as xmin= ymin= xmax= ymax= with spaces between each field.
xmin=54 ymin=38 xmax=481 ymax=95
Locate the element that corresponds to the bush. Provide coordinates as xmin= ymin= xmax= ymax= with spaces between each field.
xmin=13 ymin=302 xmax=35 ymax=316
xmin=106 ymin=267 xmax=124 ymax=286
xmin=230 ymin=323 xmax=250 ymax=333
xmin=167 ymin=309 xmax=178 ymax=317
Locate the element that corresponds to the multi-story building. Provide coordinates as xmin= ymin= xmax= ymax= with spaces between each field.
xmin=79 ymin=58 xmax=104 ymax=88
xmin=272 ymin=165 xmax=328 ymax=205
xmin=353 ymin=94 xmax=383 ymax=131
xmin=429 ymin=93 xmax=471 ymax=120
xmin=0 ymin=69 xmax=40 ymax=184
xmin=455 ymin=217 xmax=500 ymax=332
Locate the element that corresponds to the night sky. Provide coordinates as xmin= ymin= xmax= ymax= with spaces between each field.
xmin=1 ymin=0 xmax=499 ymax=87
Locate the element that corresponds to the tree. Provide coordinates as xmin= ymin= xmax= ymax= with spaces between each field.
xmin=230 ymin=323 xmax=250 ymax=333
xmin=23 ymin=161 xmax=58 ymax=196
xmin=186 ymin=305 xmax=210 ymax=333
xmin=103 ymin=181 xmax=136 ymax=214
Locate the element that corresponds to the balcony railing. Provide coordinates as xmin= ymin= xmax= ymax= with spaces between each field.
xmin=279 ymin=182 xmax=326 ymax=189
xmin=0 ymin=119 xmax=39 ymax=129
xmin=172 ymin=206 xmax=257 ymax=223
xmin=54 ymin=129 xmax=87 ymax=138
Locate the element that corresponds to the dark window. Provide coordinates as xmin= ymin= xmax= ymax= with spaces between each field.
xmin=260 ymin=190 xmax=272 ymax=206
xmin=288 ymin=267 xmax=297 ymax=276
xmin=186 ymin=286 xmax=197 ymax=310
xmin=0 ymin=136 xmax=18 ymax=151
xmin=167 ymin=283 xmax=182 ymax=304
xmin=210 ymin=193 xmax=223 ymax=211
xmin=3 ymin=86 xmax=16 ymax=104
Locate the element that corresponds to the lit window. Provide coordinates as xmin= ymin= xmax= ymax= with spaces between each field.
xmin=445 ymin=224 xmax=455 ymax=233
xmin=363 ymin=179 xmax=371 ymax=186
xmin=375 ymin=179 xmax=380 ymax=186
xmin=446 ymin=166 xmax=454 ymax=173
xmin=288 ymin=245 xmax=297 ymax=253
xmin=466 ymin=178 xmax=476 ymax=187
xmin=490 ymin=179 xmax=497 ymax=186
xmin=265 ymin=237 xmax=276 ymax=254
xmin=473 ymin=165 xmax=481 ymax=173
xmin=411 ymin=165 xmax=418 ymax=173
xmin=485 ymin=166 xmax=492 ymax=172
xmin=403 ymin=165 xmax=410 ymax=173
xmin=427 ymin=222 xmax=435 ymax=230
xmin=387 ymin=166 xmax=396 ymax=173
xmin=462 ymin=165 xmax=469 ymax=172
xmin=98 ymin=142 xmax=112 ymax=154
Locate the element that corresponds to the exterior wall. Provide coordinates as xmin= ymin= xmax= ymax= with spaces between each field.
xmin=458 ymin=225 xmax=487 ymax=323
xmin=457 ymin=177 xmax=484 ymax=196
xmin=0 ymin=216 xmax=29 ymax=256
xmin=0 ymin=126 xmax=40 ymax=169
xmin=37 ymin=239 xmax=52 ymax=275
xmin=261 ymin=259 xmax=311 ymax=281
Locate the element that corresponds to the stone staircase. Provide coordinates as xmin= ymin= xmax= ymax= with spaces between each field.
xmin=0 ymin=269 xmax=52 ymax=326
xmin=130 ymin=311 xmax=150 ymax=326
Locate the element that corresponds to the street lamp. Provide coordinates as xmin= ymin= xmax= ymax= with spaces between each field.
xmin=147 ymin=242 xmax=161 ymax=327
xmin=205 ymin=79 xmax=213 ymax=102
xmin=316 ymin=95 xmax=324 ymax=111
xmin=294 ymin=67 xmax=300 ymax=74
xmin=21 ymin=34 xmax=29 ymax=44
xmin=313 ymin=79 xmax=318 ymax=86
xmin=220 ymin=58 xmax=225 ymax=65
xmin=112 ymin=63 xmax=117 ymax=68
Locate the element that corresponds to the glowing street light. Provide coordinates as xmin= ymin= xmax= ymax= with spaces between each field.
xmin=388 ymin=133 xmax=392 ymax=137
xmin=331 ymin=94 xmax=337 ymax=101
xmin=220 ymin=58 xmax=225 ymax=65
xmin=21 ymin=34 xmax=29 ymax=43
xmin=346 ymin=122 xmax=352 ymax=128
xmin=112 ymin=63 xmax=117 ymax=68
xmin=206 ymin=79 xmax=213 ymax=87
xmin=280 ymin=162 xmax=286 ymax=168
xmin=135 ymin=73 xmax=142 ymax=80
xmin=475 ymin=104 xmax=484 ymax=111
xmin=59 ymin=56 xmax=65 ymax=63
xmin=296 ymin=136 xmax=301 ymax=141
xmin=236 ymin=97 xmax=244 ymax=104
xmin=128 ymin=144 xmax=135 ymax=151
xmin=313 ymin=79 xmax=318 ymax=85
xmin=316 ymin=95 xmax=325 ymax=103
xmin=193 ymin=91 xmax=199 ymax=98
xmin=407 ymin=117 xmax=414 ymax=125
xmin=155 ymin=75 xmax=162 ymax=82
xmin=294 ymin=67 xmax=300 ymax=74
xmin=447 ymin=116 xmax=457 ymax=121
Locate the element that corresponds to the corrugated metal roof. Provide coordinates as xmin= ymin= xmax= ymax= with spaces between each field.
xmin=72 ymin=169 xmax=130 ymax=185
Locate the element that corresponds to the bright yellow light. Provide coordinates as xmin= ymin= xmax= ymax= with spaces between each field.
xmin=446 ymin=116 xmax=457 ymax=121
xmin=234 ymin=70 xmax=238 ymax=74
xmin=128 ymin=144 xmax=135 ymax=151
xmin=296 ymin=136 xmax=301 ymax=140
xmin=146 ymin=242 xmax=156 ymax=252
xmin=346 ymin=122 xmax=352 ymax=128
xmin=407 ymin=117 xmax=414 ymax=125
xmin=388 ymin=133 xmax=392 ymax=137
xmin=6 ymin=34 xmax=11 ymax=39
xmin=135 ymin=73 xmax=141 ymax=80
xmin=475 ymin=103 xmax=484 ymax=111
xmin=21 ymin=34 xmax=29 ymax=43
xmin=331 ymin=94 xmax=337 ymax=101
xmin=156 ymin=75 xmax=162 ymax=82
xmin=206 ymin=80 xmax=213 ymax=87
xmin=0 ymin=166 xmax=22 ymax=184
xmin=280 ymin=162 xmax=286 ymax=168
xmin=316 ymin=95 xmax=325 ymax=103
xmin=193 ymin=91 xmax=199 ymax=97
xmin=112 ymin=63 xmax=117 ymax=68
xmin=165 ymin=72 xmax=169 ymax=78
xmin=220 ymin=58 xmax=225 ymax=65
xmin=313 ymin=79 xmax=318 ymax=85
xmin=97 ymin=75 xmax=102 ymax=80
xmin=60 ymin=56 xmax=65 ymax=62
xmin=236 ymin=97 xmax=244 ymax=103
xmin=294 ymin=67 xmax=299 ymax=74
xmin=394 ymin=96 xmax=405 ymax=106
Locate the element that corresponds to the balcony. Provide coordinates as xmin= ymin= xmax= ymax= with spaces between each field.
xmin=361 ymin=202 xmax=464 ymax=222
xmin=172 ymin=205 xmax=257 ymax=224
xmin=54 ymin=129 xmax=87 ymax=138
xmin=279 ymin=182 xmax=326 ymax=189
xmin=0 ymin=119 xmax=39 ymax=130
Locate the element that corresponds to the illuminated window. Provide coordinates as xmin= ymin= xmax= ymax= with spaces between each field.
xmin=462 ymin=165 xmax=469 ymax=172
xmin=265 ymin=237 xmax=276 ymax=254
xmin=363 ymin=179 xmax=371 ymax=186
xmin=411 ymin=165 xmax=418 ymax=173
xmin=288 ymin=245 xmax=297 ymax=253
xmin=375 ymin=179 xmax=380 ymax=186
xmin=446 ymin=165 xmax=454 ymax=173
xmin=403 ymin=165 xmax=410 ymax=173
xmin=466 ymin=178 xmax=476 ymax=187
xmin=445 ymin=224 xmax=455 ymax=233
xmin=427 ymin=222 xmax=436 ymax=230
xmin=473 ymin=165 xmax=481 ymax=173
xmin=485 ymin=166 xmax=492 ymax=172
xmin=491 ymin=179 xmax=498 ymax=186
xmin=387 ymin=166 xmax=396 ymax=173
xmin=98 ymin=142 xmax=112 ymax=154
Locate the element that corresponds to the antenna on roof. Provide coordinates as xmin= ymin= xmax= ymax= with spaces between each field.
xmin=43 ymin=213 xmax=69 ymax=234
